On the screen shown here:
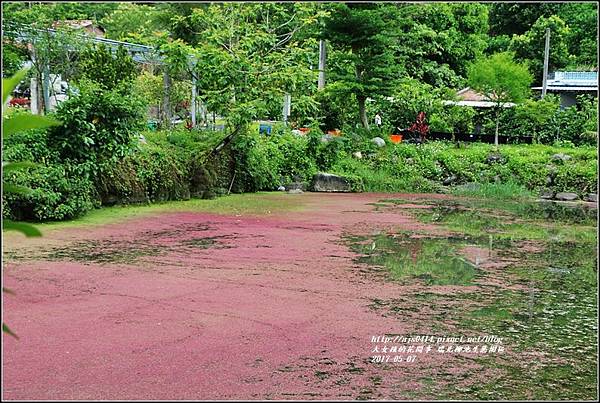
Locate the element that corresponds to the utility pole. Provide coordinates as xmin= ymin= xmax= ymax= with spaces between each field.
xmin=282 ymin=93 xmax=291 ymax=125
xmin=162 ymin=71 xmax=171 ymax=128
xmin=191 ymin=74 xmax=197 ymax=127
xmin=318 ymin=40 xmax=326 ymax=90
xmin=42 ymin=63 xmax=51 ymax=114
xmin=29 ymin=44 xmax=40 ymax=115
xmin=541 ymin=27 xmax=551 ymax=98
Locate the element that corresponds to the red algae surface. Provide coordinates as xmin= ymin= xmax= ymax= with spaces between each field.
xmin=1 ymin=192 xmax=592 ymax=400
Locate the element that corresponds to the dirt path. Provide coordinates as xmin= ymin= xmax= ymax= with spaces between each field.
xmin=3 ymin=192 xmax=495 ymax=400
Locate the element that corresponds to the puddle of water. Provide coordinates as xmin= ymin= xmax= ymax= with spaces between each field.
xmin=346 ymin=232 xmax=483 ymax=286
xmin=382 ymin=197 xmax=597 ymax=225
xmin=357 ymin=196 xmax=597 ymax=400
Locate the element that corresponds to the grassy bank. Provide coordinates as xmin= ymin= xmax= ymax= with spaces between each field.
xmin=3 ymin=124 xmax=597 ymax=224
xmin=17 ymin=192 xmax=307 ymax=232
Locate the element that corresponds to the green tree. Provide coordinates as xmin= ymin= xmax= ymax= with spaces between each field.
xmin=488 ymin=2 xmax=597 ymax=69
xmin=556 ymin=2 xmax=598 ymax=68
xmin=467 ymin=52 xmax=533 ymax=147
xmin=159 ymin=2 xmax=325 ymax=129
xmin=1 ymin=2 xmax=118 ymax=29
xmin=49 ymin=45 xmax=144 ymax=164
xmin=510 ymin=15 xmax=571 ymax=84
xmin=100 ymin=3 xmax=163 ymax=45
xmin=395 ymin=2 xmax=489 ymax=88
xmin=49 ymin=79 xmax=145 ymax=164
xmin=488 ymin=3 xmax=561 ymax=36
xmin=2 ymin=23 xmax=85 ymax=114
xmin=322 ymin=3 xmax=401 ymax=129
xmin=153 ymin=2 xmax=204 ymax=46
xmin=75 ymin=44 xmax=137 ymax=90
xmin=1 ymin=42 xmax=29 ymax=78
xmin=508 ymin=95 xmax=561 ymax=143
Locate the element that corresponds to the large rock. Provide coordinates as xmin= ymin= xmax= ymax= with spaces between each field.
xmin=545 ymin=165 xmax=558 ymax=186
xmin=539 ymin=189 xmax=555 ymax=200
xmin=285 ymin=182 xmax=307 ymax=191
xmin=555 ymin=192 xmax=579 ymax=201
xmin=311 ymin=172 xmax=352 ymax=192
xmin=486 ymin=153 xmax=505 ymax=164
xmin=551 ymin=153 xmax=572 ymax=163
xmin=584 ymin=193 xmax=597 ymax=203
xmin=442 ymin=175 xmax=457 ymax=186
xmin=371 ymin=137 xmax=385 ymax=147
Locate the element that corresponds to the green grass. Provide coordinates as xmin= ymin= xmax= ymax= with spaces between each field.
xmin=451 ymin=181 xmax=534 ymax=200
xmin=10 ymin=192 xmax=306 ymax=231
xmin=381 ymin=197 xmax=597 ymax=244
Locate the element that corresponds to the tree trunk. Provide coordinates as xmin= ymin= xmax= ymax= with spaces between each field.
xmin=358 ymin=96 xmax=369 ymax=130
xmin=494 ymin=108 xmax=500 ymax=148
xmin=162 ymin=71 xmax=171 ymax=128
xmin=30 ymin=46 xmax=45 ymax=115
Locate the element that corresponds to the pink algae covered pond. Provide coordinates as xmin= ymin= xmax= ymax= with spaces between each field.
xmin=2 ymin=192 xmax=597 ymax=400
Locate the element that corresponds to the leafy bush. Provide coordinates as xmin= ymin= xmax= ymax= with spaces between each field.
xmin=76 ymin=44 xmax=137 ymax=90
xmin=329 ymin=140 xmax=596 ymax=195
xmin=273 ymin=133 xmax=317 ymax=183
xmin=553 ymin=161 xmax=598 ymax=195
xmin=490 ymin=94 xmax=598 ymax=146
xmin=48 ymin=79 xmax=146 ymax=164
xmin=3 ymin=119 xmax=596 ymax=222
xmin=1 ymin=123 xmax=58 ymax=164
xmin=314 ymin=83 xmax=358 ymax=131
xmin=95 ymin=129 xmax=223 ymax=203
xmin=230 ymin=132 xmax=283 ymax=192
xmin=3 ymin=163 xmax=98 ymax=221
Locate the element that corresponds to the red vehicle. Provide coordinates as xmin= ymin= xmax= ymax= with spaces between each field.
xmin=8 ymin=97 xmax=30 ymax=107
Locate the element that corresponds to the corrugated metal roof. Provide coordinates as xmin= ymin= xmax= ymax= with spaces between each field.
xmin=532 ymin=86 xmax=598 ymax=91
xmin=442 ymin=100 xmax=516 ymax=108
xmin=456 ymin=87 xmax=489 ymax=102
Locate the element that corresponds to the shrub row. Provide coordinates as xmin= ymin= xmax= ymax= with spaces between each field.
xmin=2 ymin=126 xmax=220 ymax=221
xmin=228 ymin=127 xmax=596 ymax=195
xmin=3 ymin=123 xmax=597 ymax=222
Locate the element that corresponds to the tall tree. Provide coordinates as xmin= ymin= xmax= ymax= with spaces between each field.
xmin=468 ymin=52 xmax=533 ymax=147
xmin=556 ymin=2 xmax=598 ymax=68
xmin=322 ymin=3 xmax=401 ymax=129
xmin=159 ymin=2 xmax=325 ymax=129
xmin=510 ymin=15 xmax=571 ymax=84
xmin=488 ymin=2 xmax=597 ymax=71
xmin=395 ymin=2 xmax=489 ymax=88
xmin=100 ymin=3 xmax=163 ymax=45
xmin=75 ymin=44 xmax=138 ymax=90
xmin=488 ymin=3 xmax=561 ymax=36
